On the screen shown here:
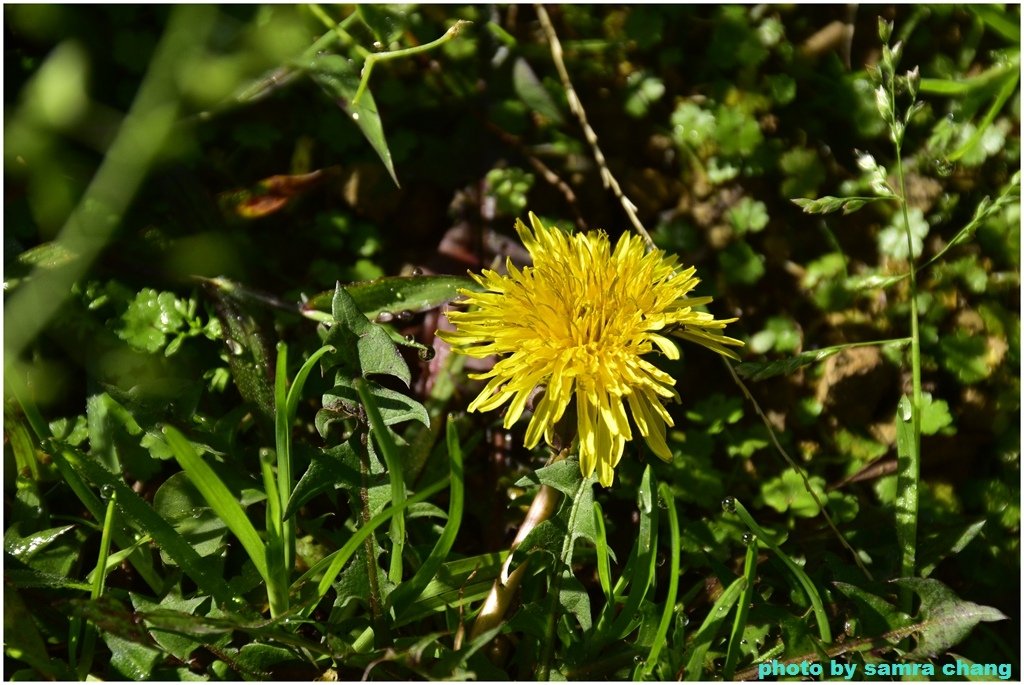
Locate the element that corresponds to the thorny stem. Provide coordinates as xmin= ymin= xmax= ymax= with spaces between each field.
xmin=535 ymin=4 xmax=656 ymax=251
xmin=467 ymin=450 xmax=568 ymax=643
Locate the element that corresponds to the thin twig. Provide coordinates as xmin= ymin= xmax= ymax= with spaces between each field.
xmin=484 ymin=120 xmax=588 ymax=229
xmin=535 ymin=4 xmax=655 ymax=250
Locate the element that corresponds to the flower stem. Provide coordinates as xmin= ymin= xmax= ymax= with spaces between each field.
xmin=894 ymin=134 xmax=922 ymax=611
xmin=468 ymin=455 xmax=566 ymax=642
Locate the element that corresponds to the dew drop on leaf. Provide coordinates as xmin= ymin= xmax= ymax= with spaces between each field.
xmin=722 ymin=496 xmax=736 ymax=513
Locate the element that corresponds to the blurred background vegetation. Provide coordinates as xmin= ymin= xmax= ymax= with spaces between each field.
xmin=4 ymin=4 xmax=1020 ymax=680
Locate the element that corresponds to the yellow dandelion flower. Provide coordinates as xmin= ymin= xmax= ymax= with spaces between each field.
xmin=440 ymin=213 xmax=743 ymax=487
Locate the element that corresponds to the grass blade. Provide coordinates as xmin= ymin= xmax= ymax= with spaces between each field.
xmin=292 ymin=475 xmax=449 ymax=608
xmin=163 ymin=426 xmax=269 ymax=583
xmin=638 ymin=483 xmax=681 ymax=680
xmin=723 ymin=536 xmax=759 ymax=679
xmin=388 ymin=417 xmax=465 ymax=613
xmin=354 ymin=376 xmax=407 ymax=585
xmin=895 ymin=394 xmax=918 ymax=608
xmin=731 ymin=499 xmax=832 ymax=644
xmin=592 ymin=500 xmax=613 ymax=604
xmin=683 ymin=575 xmax=746 ymax=680
xmin=61 ymin=446 xmax=246 ymax=613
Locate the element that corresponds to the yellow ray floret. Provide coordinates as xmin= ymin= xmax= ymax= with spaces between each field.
xmin=440 ymin=213 xmax=743 ymax=487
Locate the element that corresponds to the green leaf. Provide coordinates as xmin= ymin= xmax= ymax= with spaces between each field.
xmin=356 ymin=5 xmax=408 ymax=45
xmin=516 ymin=458 xmax=587 ymax=497
xmin=233 ymin=643 xmax=294 ymax=679
xmin=152 ymin=472 xmax=229 ymax=559
xmin=3 ymin=524 xmax=76 ymax=562
xmin=512 ymin=56 xmax=564 ymax=125
xmin=388 ymin=417 xmax=464 ymax=613
xmin=305 ymin=275 xmax=479 ymax=321
xmin=309 ymin=53 xmax=399 ymax=187
xmin=325 ymin=283 xmax=411 ymax=386
xmin=684 ymin=575 xmax=746 ymax=680
xmin=917 ymin=520 xmax=986 ymax=578
xmin=162 ymin=426 xmax=269 ymax=583
xmin=558 ymin=573 xmax=593 ymax=631
xmin=671 ymin=101 xmax=716 ymax=149
xmin=727 ymin=197 xmax=769 ymax=235
xmin=117 ymin=288 xmax=187 ymax=353
xmin=878 ymin=207 xmax=929 ymax=261
xmin=103 ymin=632 xmax=162 ymax=680
xmin=719 ymin=241 xmax=765 ymax=285
xmin=395 ymin=552 xmax=505 ymax=625
xmin=203 ymin=278 xmax=275 ymax=421
xmin=894 ymin=578 xmax=1008 ymax=659
xmin=130 ymin=592 xmax=209 ymax=662
xmin=939 ymin=331 xmax=993 ymax=383
xmin=761 ymin=469 xmax=827 ymax=518
xmin=3 ymin=586 xmax=75 ymax=679
xmin=919 ymin=392 xmax=954 ymax=436
xmin=833 ymin=582 xmax=913 ymax=638
xmin=86 ymin=392 xmax=161 ymax=480
xmin=285 ymin=441 xmax=361 ymax=520
xmin=894 ymin=395 xmax=918 ymax=588
xmin=319 ymin=381 xmax=428 ymax=431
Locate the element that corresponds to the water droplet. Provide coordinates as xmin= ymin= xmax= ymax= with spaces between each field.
xmin=633 ymin=655 xmax=645 ymax=664
xmin=934 ymin=158 xmax=956 ymax=177
xmin=100 ymin=484 xmax=116 ymax=499
xmin=373 ymin=41 xmax=384 ymax=50
xmin=351 ymin=112 xmax=360 ymax=121
xmin=376 ymin=311 xmax=395 ymax=324
xmin=656 ymin=552 xmax=667 ymax=567
xmin=411 ymin=267 xmax=424 ymax=276
xmin=394 ymin=291 xmax=405 ymax=300
xmin=740 ymin=639 xmax=748 ymax=645
xmin=657 ymin=496 xmax=667 ymax=509
xmin=418 ymin=346 xmax=436 ymax=361
xmin=742 ymin=531 xmax=757 ymax=546
xmin=225 ymin=338 xmax=243 ymax=356
xmin=395 ymin=310 xmax=414 ymax=322
xmin=721 ymin=496 xmax=736 ymax=513
xmin=404 ymin=334 xmax=415 ymax=342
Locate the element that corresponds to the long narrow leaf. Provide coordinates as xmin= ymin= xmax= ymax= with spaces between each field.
xmin=732 ymin=499 xmax=832 ymax=644
xmin=61 ymin=447 xmax=246 ymax=612
xmin=723 ymin=537 xmax=759 ymax=679
xmin=639 ymin=483 xmax=682 ymax=679
xmin=163 ymin=426 xmax=269 ymax=583
xmin=291 ymin=475 xmax=449 ymax=609
xmin=389 ymin=417 xmax=465 ymax=614
xmin=894 ymin=394 xmax=918 ymax=610
xmin=683 ymin=575 xmax=747 ymax=680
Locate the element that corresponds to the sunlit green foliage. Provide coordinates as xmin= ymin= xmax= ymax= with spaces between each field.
xmin=4 ymin=4 xmax=1019 ymax=681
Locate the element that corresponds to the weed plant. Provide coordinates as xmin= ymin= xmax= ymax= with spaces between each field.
xmin=4 ymin=5 xmax=1019 ymax=680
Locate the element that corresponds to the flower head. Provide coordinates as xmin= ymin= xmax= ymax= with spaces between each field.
xmin=441 ymin=213 xmax=742 ymax=486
